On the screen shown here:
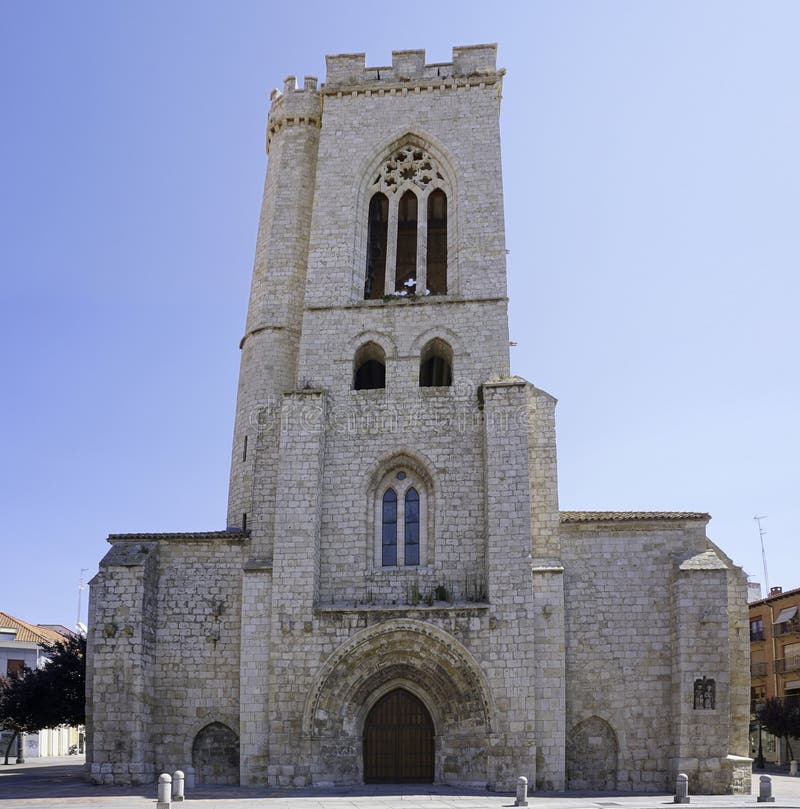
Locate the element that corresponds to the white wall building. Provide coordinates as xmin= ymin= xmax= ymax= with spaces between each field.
xmin=0 ymin=612 xmax=82 ymax=758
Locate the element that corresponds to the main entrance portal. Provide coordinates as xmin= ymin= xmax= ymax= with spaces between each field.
xmin=363 ymin=688 xmax=435 ymax=783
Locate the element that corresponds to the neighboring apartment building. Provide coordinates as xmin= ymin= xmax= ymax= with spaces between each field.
xmin=0 ymin=611 xmax=83 ymax=758
xmin=749 ymin=586 xmax=800 ymax=764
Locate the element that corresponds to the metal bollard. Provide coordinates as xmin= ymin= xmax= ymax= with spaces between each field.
xmin=172 ymin=770 xmax=185 ymax=802
xmin=790 ymin=760 xmax=798 ymax=777
xmin=514 ymin=775 xmax=528 ymax=807
xmin=757 ymin=774 xmax=775 ymax=802
xmin=674 ymin=772 xmax=690 ymax=804
xmin=157 ymin=773 xmax=172 ymax=809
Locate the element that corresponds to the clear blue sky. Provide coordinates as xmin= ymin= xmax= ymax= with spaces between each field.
xmin=2 ymin=1 xmax=798 ymax=627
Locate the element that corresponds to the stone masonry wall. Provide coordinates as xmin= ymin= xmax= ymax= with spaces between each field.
xmin=239 ymin=565 xmax=272 ymax=783
xmin=87 ymin=542 xmax=159 ymax=785
xmin=148 ymin=537 xmax=244 ymax=776
xmin=561 ymin=518 xmax=719 ymax=792
xmin=526 ymin=385 xmax=566 ymax=790
xmin=671 ymin=550 xmax=751 ymax=794
xmin=482 ymin=380 xmax=539 ymax=791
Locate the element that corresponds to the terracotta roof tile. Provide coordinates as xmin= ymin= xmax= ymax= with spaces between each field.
xmin=560 ymin=511 xmax=709 ymax=523
xmin=107 ymin=530 xmax=249 ymax=541
xmin=0 ymin=612 xmax=70 ymax=644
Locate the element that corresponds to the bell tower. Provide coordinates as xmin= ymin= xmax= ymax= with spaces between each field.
xmin=230 ymin=44 xmax=565 ymax=789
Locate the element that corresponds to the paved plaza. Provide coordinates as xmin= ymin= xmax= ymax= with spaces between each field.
xmin=1 ymin=759 xmax=800 ymax=809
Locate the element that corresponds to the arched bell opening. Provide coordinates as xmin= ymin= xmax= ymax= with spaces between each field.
xmin=354 ymin=341 xmax=387 ymax=390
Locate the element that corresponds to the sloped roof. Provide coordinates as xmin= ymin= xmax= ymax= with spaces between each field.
xmin=560 ymin=511 xmax=709 ymax=523
xmin=0 ymin=612 xmax=69 ymax=644
xmin=107 ymin=530 xmax=249 ymax=541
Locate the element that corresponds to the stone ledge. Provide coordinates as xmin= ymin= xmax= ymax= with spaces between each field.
xmin=315 ymin=601 xmax=489 ymax=615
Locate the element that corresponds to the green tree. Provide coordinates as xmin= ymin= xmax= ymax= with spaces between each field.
xmin=757 ymin=696 xmax=800 ymax=761
xmin=0 ymin=634 xmax=86 ymax=764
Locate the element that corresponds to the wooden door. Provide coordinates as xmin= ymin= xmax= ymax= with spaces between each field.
xmin=363 ymin=688 xmax=434 ymax=783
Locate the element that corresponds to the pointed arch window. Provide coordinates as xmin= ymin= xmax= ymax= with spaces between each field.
xmin=363 ymin=144 xmax=449 ymax=300
xmin=374 ymin=468 xmax=428 ymax=568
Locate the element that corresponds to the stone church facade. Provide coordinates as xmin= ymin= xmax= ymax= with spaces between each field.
xmin=87 ymin=45 xmax=751 ymax=793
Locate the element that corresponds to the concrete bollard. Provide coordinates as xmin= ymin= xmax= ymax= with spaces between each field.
xmin=172 ymin=770 xmax=185 ymax=802
xmin=157 ymin=773 xmax=172 ymax=809
xmin=184 ymin=766 xmax=196 ymax=790
xmin=674 ymin=772 xmax=690 ymax=804
xmin=514 ymin=775 xmax=528 ymax=807
xmin=790 ymin=760 xmax=798 ymax=777
xmin=757 ymin=774 xmax=775 ymax=802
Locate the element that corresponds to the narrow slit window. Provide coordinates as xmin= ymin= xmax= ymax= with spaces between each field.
xmin=426 ymin=190 xmax=447 ymax=295
xmin=404 ymin=488 xmax=420 ymax=566
xmin=364 ymin=193 xmax=388 ymax=299
xmin=382 ymin=489 xmax=398 ymax=566
xmin=395 ymin=190 xmax=418 ymax=293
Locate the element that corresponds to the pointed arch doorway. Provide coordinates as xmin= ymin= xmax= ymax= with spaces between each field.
xmin=363 ymin=688 xmax=435 ymax=783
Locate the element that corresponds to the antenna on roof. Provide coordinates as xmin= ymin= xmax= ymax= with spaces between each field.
xmin=77 ymin=568 xmax=89 ymax=632
xmin=754 ymin=515 xmax=769 ymax=594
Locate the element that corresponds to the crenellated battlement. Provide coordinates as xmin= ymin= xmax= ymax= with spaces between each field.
xmin=323 ymin=44 xmax=501 ymax=92
xmin=267 ymin=75 xmax=322 ymax=152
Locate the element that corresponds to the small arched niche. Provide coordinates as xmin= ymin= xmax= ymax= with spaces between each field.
xmin=566 ymin=716 xmax=619 ymax=791
xmin=191 ymin=722 xmax=239 ymax=785
xmin=354 ymin=342 xmax=387 ymax=390
xmin=419 ymin=338 xmax=452 ymax=388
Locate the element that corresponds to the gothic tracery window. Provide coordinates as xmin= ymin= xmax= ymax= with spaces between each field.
xmin=363 ymin=144 xmax=449 ymax=300
xmin=375 ymin=468 xmax=428 ymax=567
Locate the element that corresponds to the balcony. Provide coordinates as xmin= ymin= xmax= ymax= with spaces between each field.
xmin=775 ymin=658 xmax=800 ymax=674
xmin=751 ymin=662 xmax=768 ymax=677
